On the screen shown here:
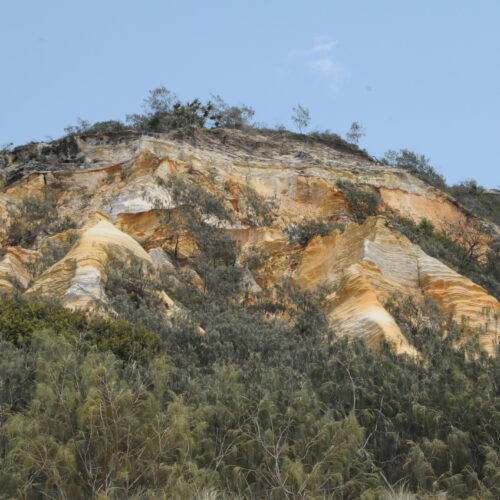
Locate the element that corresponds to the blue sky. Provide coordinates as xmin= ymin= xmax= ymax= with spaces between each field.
xmin=1 ymin=0 xmax=499 ymax=187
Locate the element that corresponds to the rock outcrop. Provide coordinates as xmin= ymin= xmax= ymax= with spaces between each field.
xmin=1 ymin=128 xmax=498 ymax=355
xmin=26 ymin=213 xmax=152 ymax=309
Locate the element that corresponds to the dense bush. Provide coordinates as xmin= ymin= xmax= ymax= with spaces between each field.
xmin=0 ymin=295 xmax=159 ymax=359
xmin=336 ymin=180 xmax=381 ymax=221
xmin=0 ymin=284 xmax=498 ymax=498
xmin=285 ymin=217 xmax=345 ymax=245
xmin=125 ymin=87 xmax=255 ymax=134
xmin=449 ymin=180 xmax=500 ymax=225
xmin=6 ymin=190 xmax=77 ymax=248
xmin=27 ymin=231 xmax=79 ymax=278
xmin=210 ymin=94 xmax=255 ymax=129
xmin=163 ymin=174 xmax=233 ymax=224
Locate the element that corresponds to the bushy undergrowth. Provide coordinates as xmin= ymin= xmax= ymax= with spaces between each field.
xmin=0 ymin=284 xmax=498 ymax=498
xmin=0 ymin=295 xmax=159 ymax=359
xmin=27 ymin=232 xmax=79 ymax=279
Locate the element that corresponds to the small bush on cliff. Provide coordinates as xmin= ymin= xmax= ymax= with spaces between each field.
xmin=239 ymin=184 xmax=278 ymax=226
xmin=6 ymin=190 xmax=77 ymax=248
xmin=163 ymin=174 xmax=233 ymax=223
xmin=336 ymin=180 xmax=381 ymax=221
xmin=285 ymin=218 xmax=345 ymax=246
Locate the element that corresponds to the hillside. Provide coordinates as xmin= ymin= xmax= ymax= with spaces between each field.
xmin=0 ymin=126 xmax=499 ymax=499
xmin=1 ymin=128 xmax=498 ymax=354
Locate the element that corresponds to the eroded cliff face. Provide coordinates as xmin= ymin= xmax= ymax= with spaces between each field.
xmin=0 ymin=129 xmax=498 ymax=355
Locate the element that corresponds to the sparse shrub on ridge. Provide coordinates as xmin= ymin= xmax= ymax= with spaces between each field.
xmin=383 ymin=148 xmax=447 ymax=191
xmin=210 ymin=94 xmax=255 ymax=129
xmin=449 ymin=180 xmax=500 ymax=225
xmin=64 ymin=118 xmax=127 ymax=136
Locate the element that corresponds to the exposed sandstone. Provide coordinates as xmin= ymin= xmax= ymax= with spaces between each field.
xmin=1 ymin=129 xmax=498 ymax=355
xmin=26 ymin=213 xmax=151 ymax=309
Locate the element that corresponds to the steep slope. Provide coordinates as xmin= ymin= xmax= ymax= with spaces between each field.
xmin=1 ymin=128 xmax=498 ymax=354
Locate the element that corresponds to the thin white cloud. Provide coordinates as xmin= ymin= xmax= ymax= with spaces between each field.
xmin=288 ymin=37 xmax=337 ymax=59
xmin=288 ymin=36 xmax=347 ymax=94
xmin=308 ymin=57 xmax=335 ymax=74
xmin=308 ymin=56 xmax=346 ymax=93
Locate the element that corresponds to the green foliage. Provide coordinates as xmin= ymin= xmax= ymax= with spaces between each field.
xmin=336 ymin=180 xmax=381 ymax=221
xmin=239 ymin=184 xmax=278 ymax=226
xmin=0 ymin=296 xmax=158 ymax=360
xmin=210 ymin=94 xmax=255 ymax=129
xmin=160 ymin=174 xmax=244 ymax=300
xmin=125 ymin=87 xmax=255 ymax=133
xmin=285 ymin=217 xmax=345 ymax=245
xmin=6 ymin=190 xmax=77 ymax=248
xmin=383 ymin=148 xmax=447 ymax=191
xmin=126 ymin=86 xmax=207 ymax=132
xmin=346 ymin=121 xmax=366 ymax=145
xmin=0 ymin=281 xmax=499 ymax=498
xmin=164 ymin=174 xmax=233 ymax=223
xmin=449 ymin=180 xmax=500 ymax=225
xmin=291 ymin=104 xmax=311 ymax=133
xmin=308 ymin=129 xmax=372 ymax=159
xmin=64 ymin=117 xmax=127 ymax=135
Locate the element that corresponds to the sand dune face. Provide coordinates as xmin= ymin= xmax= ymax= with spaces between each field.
xmin=1 ymin=129 xmax=498 ymax=354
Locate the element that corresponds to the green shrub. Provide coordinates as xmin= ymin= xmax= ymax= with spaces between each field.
xmin=210 ymin=94 xmax=255 ymax=129
xmin=125 ymin=87 xmax=254 ymax=133
xmin=285 ymin=218 xmax=345 ymax=245
xmin=239 ymin=184 xmax=278 ymax=226
xmin=0 ymin=295 xmax=158 ymax=359
xmin=308 ymin=129 xmax=372 ymax=159
xmin=383 ymin=149 xmax=447 ymax=191
xmin=6 ymin=190 xmax=77 ymax=248
xmin=336 ymin=180 xmax=381 ymax=221
xmin=64 ymin=118 xmax=127 ymax=136
xmin=163 ymin=174 xmax=233 ymax=223
xmin=449 ymin=180 xmax=500 ymax=225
